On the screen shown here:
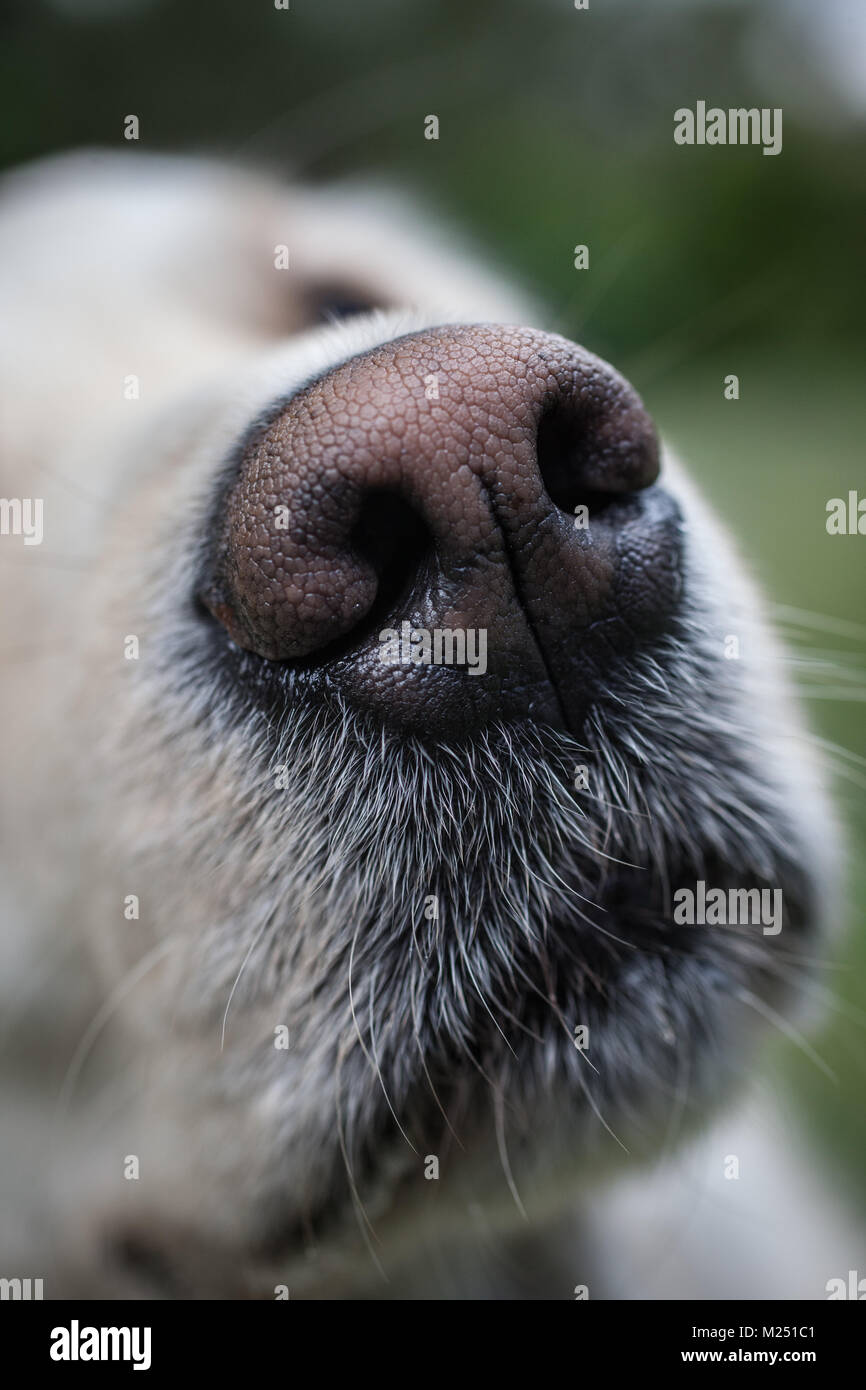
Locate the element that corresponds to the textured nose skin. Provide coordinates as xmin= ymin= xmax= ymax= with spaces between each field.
xmin=202 ymin=324 xmax=682 ymax=736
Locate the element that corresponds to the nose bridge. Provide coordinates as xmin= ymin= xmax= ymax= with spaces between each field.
xmin=298 ymin=325 xmax=545 ymax=546
xmin=365 ymin=331 xmax=549 ymax=577
xmin=363 ymin=324 xmax=657 ymax=519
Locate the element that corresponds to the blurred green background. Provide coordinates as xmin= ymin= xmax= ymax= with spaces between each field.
xmin=2 ymin=0 xmax=863 ymax=1203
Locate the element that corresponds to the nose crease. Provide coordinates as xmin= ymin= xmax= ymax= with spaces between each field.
xmin=475 ymin=468 xmax=575 ymax=735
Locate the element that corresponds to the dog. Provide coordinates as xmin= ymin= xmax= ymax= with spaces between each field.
xmin=0 ymin=148 xmax=858 ymax=1299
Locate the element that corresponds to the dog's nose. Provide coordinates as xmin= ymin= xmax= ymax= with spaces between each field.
xmin=201 ymin=324 xmax=681 ymax=736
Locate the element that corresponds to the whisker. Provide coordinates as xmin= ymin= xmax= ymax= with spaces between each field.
xmin=333 ymin=1040 xmax=386 ymax=1277
xmin=54 ymin=937 xmax=180 ymax=1128
xmin=492 ymin=1086 xmax=528 ymax=1222
xmin=367 ymin=969 xmax=419 ymax=1156
xmin=735 ymin=987 xmax=837 ymax=1084
xmin=770 ymin=603 xmax=866 ymax=643
xmin=220 ymin=916 xmax=271 ymax=1051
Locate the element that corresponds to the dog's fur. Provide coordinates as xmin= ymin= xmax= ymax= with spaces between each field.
xmin=0 ymin=150 xmax=857 ymax=1298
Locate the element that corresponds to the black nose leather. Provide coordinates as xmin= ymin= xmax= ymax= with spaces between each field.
xmin=201 ymin=324 xmax=682 ymax=737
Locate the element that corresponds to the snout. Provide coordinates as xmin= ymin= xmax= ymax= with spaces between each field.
xmin=201 ymin=324 xmax=682 ymax=736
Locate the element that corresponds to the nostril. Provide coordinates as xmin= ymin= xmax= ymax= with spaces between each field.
xmin=199 ymin=485 xmax=433 ymax=668
xmin=536 ymin=400 xmax=620 ymax=517
xmin=534 ymin=367 xmax=660 ymax=515
xmin=346 ymin=489 xmax=433 ymax=637
xmin=250 ymin=491 xmax=432 ymax=670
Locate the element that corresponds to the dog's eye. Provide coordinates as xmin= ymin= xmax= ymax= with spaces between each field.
xmin=305 ymin=284 xmax=380 ymax=323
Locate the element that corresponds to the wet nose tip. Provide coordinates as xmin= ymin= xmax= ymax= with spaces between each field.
xmin=200 ymin=323 xmax=664 ymax=679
